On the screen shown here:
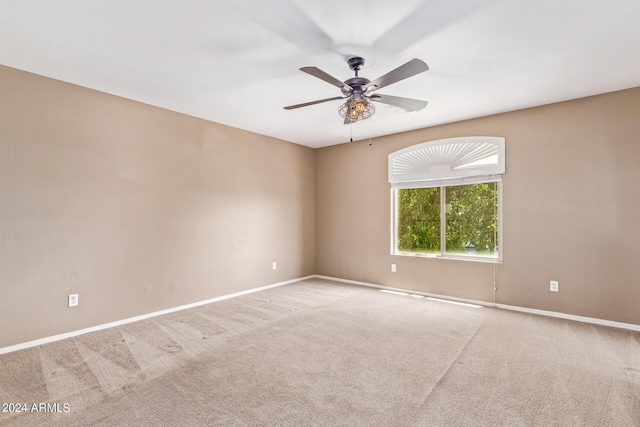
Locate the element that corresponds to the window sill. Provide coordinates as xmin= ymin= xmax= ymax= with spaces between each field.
xmin=392 ymin=251 xmax=502 ymax=264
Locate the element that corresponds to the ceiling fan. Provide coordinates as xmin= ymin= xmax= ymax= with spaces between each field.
xmin=284 ymin=57 xmax=429 ymax=124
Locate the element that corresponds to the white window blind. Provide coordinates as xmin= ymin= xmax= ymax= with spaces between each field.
xmin=388 ymin=136 xmax=505 ymax=189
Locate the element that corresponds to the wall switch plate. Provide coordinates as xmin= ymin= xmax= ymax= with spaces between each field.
xmin=272 ymin=262 xmax=277 ymax=270
xmin=391 ymin=264 xmax=397 ymax=272
xmin=550 ymin=281 xmax=559 ymax=292
xmin=68 ymin=294 xmax=79 ymax=307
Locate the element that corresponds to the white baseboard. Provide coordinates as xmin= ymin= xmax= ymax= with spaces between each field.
xmin=4 ymin=274 xmax=638 ymax=355
xmin=494 ymin=303 xmax=640 ymax=332
xmin=0 ymin=275 xmax=314 ymax=356
xmin=313 ymin=275 xmax=640 ymax=332
xmin=313 ymin=275 xmax=495 ymax=307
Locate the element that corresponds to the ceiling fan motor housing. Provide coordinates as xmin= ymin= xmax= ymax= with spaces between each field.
xmin=342 ymin=77 xmax=370 ymax=96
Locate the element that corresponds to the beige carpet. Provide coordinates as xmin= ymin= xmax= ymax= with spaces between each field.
xmin=0 ymin=279 xmax=639 ymax=426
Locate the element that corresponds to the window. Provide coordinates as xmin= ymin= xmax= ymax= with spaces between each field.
xmin=395 ymin=182 xmax=499 ymax=258
xmin=389 ymin=137 xmax=504 ymax=261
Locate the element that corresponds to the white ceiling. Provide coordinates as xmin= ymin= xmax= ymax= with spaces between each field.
xmin=1 ymin=0 xmax=640 ymax=148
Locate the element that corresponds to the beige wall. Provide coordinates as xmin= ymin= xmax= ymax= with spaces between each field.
xmin=2 ymin=63 xmax=639 ymax=350
xmin=0 ymin=65 xmax=316 ymax=348
xmin=316 ymin=87 xmax=640 ymax=325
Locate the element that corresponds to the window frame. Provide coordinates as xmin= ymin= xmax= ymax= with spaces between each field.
xmin=391 ymin=179 xmax=503 ymax=263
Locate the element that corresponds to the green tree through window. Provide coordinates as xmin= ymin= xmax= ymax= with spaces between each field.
xmin=396 ymin=182 xmax=498 ymax=258
xmin=397 ymin=187 xmax=441 ymax=253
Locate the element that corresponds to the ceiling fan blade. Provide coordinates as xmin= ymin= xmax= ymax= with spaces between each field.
xmin=284 ymin=96 xmax=346 ymax=110
xmin=373 ymin=0 xmax=490 ymax=52
xmin=364 ymin=59 xmax=429 ymax=92
xmin=300 ymin=67 xmax=353 ymax=91
xmin=369 ymin=94 xmax=428 ymax=112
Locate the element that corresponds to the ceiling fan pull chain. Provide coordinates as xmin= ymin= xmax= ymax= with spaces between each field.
xmin=350 ymin=120 xmax=353 ymax=142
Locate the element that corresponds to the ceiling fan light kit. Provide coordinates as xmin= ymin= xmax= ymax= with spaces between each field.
xmin=339 ymin=97 xmax=375 ymax=122
xmin=284 ymin=56 xmax=429 ymax=124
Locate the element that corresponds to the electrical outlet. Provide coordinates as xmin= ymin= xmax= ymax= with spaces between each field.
xmin=391 ymin=264 xmax=397 ymax=272
xmin=550 ymin=281 xmax=559 ymax=292
xmin=272 ymin=261 xmax=277 ymax=270
xmin=68 ymin=294 xmax=79 ymax=307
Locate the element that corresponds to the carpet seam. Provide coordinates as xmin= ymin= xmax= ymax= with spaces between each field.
xmin=418 ymin=319 xmax=487 ymax=406
xmin=595 ymin=378 xmax=615 ymax=426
